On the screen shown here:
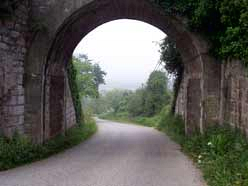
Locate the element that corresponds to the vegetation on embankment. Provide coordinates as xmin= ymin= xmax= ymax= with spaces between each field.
xmin=87 ymin=70 xmax=172 ymax=118
xmin=102 ymin=108 xmax=248 ymax=186
xmin=0 ymin=119 xmax=97 ymax=171
xmin=155 ymin=0 xmax=248 ymax=64
xmin=0 ymin=54 xmax=105 ymax=171
xmin=95 ymin=70 xmax=171 ymax=128
xmin=68 ymin=55 xmax=106 ymax=123
xmin=100 ymin=112 xmax=161 ymax=128
xmin=159 ymin=112 xmax=248 ymax=186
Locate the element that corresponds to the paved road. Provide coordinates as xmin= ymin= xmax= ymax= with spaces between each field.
xmin=0 ymin=119 xmax=206 ymax=186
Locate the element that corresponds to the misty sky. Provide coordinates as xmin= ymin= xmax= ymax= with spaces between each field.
xmin=73 ymin=19 xmax=166 ymax=91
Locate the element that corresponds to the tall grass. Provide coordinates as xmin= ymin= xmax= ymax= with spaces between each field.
xmin=101 ymin=107 xmax=248 ymax=186
xmin=158 ymin=110 xmax=248 ymax=186
xmin=0 ymin=120 xmax=97 ymax=171
xmin=99 ymin=112 xmax=160 ymax=127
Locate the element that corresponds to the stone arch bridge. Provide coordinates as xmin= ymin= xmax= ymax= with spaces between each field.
xmin=0 ymin=0 xmax=247 ymax=143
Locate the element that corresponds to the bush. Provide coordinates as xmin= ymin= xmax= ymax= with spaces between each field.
xmin=100 ymin=106 xmax=248 ymax=186
xmin=185 ymin=125 xmax=248 ymax=186
xmin=99 ymin=112 xmax=160 ymax=128
xmin=0 ymin=121 xmax=97 ymax=171
xmin=155 ymin=0 xmax=248 ymax=63
xmin=157 ymin=108 xmax=185 ymax=143
xmin=132 ymin=116 xmax=160 ymax=127
xmin=158 ymin=110 xmax=248 ymax=186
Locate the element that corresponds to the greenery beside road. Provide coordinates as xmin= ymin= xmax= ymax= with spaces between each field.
xmin=68 ymin=55 xmax=107 ymax=123
xmin=0 ymin=118 xmax=97 ymax=171
xmin=94 ymin=36 xmax=248 ymax=185
xmin=0 ymin=54 xmax=105 ymax=171
xmin=158 ymin=112 xmax=248 ymax=186
xmin=88 ymin=70 xmax=172 ymax=118
xmin=100 ymin=112 xmax=161 ymax=128
xmin=101 ymin=107 xmax=248 ymax=186
xmin=79 ymin=29 xmax=248 ymax=186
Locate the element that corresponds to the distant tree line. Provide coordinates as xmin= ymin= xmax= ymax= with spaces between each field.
xmin=87 ymin=70 xmax=172 ymax=118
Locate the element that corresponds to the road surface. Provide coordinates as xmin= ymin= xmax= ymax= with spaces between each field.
xmin=0 ymin=119 xmax=206 ymax=186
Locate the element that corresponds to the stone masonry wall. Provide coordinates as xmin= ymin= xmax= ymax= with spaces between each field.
xmin=43 ymin=70 xmax=76 ymax=141
xmin=175 ymin=56 xmax=204 ymax=134
xmin=176 ymin=59 xmax=248 ymax=133
xmin=220 ymin=60 xmax=248 ymax=132
xmin=175 ymin=73 xmax=186 ymax=119
xmin=0 ymin=0 xmax=246 ymax=141
xmin=0 ymin=1 xmax=29 ymax=137
xmin=65 ymin=74 xmax=76 ymax=129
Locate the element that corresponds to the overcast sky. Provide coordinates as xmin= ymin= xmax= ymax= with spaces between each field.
xmin=73 ymin=19 xmax=166 ymax=91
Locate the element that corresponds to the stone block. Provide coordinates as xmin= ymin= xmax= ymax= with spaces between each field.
xmin=0 ymin=42 xmax=9 ymax=50
xmin=17 ymin=37 xmax=26 ymax=47
xmin=10 ymin=31 xmax=20 ymax=39
xmin=18 ymin=96 xmax=25 ymax=105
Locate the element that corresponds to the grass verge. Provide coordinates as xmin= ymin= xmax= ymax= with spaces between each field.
xmin=101 ymin=110 xmax=248 ymax=186
xmin=99 ymin=112 xmax=160 ymax=128
xmin=0 ymin=119 xmax=97 ymax=171
xmin=158 ymin=112 xmax=248 ymax=186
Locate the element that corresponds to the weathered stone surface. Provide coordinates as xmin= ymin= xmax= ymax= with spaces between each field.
xmin=0 ymin=0 xmax=28 ymax=138
xmin=0 ymin=0 xmax=246 ymax=143
xmin=23 ymin=0 xmax=212 ymax=142
xmin=219 ymin=60 xmax=248 ymax=132
xmin=65 ymin=75 xmax=77 ymax=129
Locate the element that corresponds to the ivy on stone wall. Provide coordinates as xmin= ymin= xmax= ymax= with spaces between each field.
xmin=153 ymin=0 xmax=248 ymax=64
xmin=67 ymin=61 xmax=84 ymax=125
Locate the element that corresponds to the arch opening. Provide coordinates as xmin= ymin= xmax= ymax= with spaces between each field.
xmin=27 ymin=0 xmax=220 ymax=142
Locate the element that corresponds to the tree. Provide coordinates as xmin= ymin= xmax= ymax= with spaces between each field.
xmin=159 ymin=37 xmax=183 ymax=113
xmin=104 ymin=89 xmax=131 ymax=114
xmin=72 ymin=55 xmax=106 ymax=98
xmin=144 ymin=71 xmax=171 ymax=116
xmin=159 ymin=37 xmax=183 ymax=78
xmin=127 ymin=88 xmax=146 ymax=117
xmin=92 ymin=64 xmax=106 ymax=95
xmin=85 ymin=70 xmax=171 ymax=118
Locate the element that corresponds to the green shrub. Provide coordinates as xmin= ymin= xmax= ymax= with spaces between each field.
xmin=158 ymin=111 xmax=248 ymax=186
xmin=132 ymin=116 xmax=160 ymax=127
xmin=99 ymin=112 xmax=160 ymax=128
xmin=0 ymin=120 xmax=97 ymax=171
xmin=100 ymin=106 xmax=248 ymax=186
xmin=154 ymin=0 xmax=248 ymax=63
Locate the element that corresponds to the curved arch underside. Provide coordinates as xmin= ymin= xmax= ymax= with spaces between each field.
xmin=24 ymin=0 xmax=221 ymax=142
xmin=46 ymin=0 xmax=208 ymax=70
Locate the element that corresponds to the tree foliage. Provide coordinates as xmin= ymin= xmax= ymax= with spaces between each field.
xmin=72 ymin=55 xmax=106 ymax=98
xmin=127 ymin=88 xmax=146 ymax=117
xmin=144 ymin=71 xmax=171 ymax=116
xmin=68 ymin=55 xmax=106 ymax=123
xmin=154 ymin=0 xmax=248 ymax=64
xmin=90 ymin=70 xmax=171 ymax=118
xmin=159 ymin=37 xmax=183 ymax=113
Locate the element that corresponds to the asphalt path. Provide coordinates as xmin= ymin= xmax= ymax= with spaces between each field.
xmin=0 ymin=119 xmax=206 ymax=186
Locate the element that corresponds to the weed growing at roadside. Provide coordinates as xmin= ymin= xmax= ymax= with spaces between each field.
xmin=158 ymin=112 xmax=248 ymax=186
xmin=0 ymin=120 xmax=97 ymax=171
